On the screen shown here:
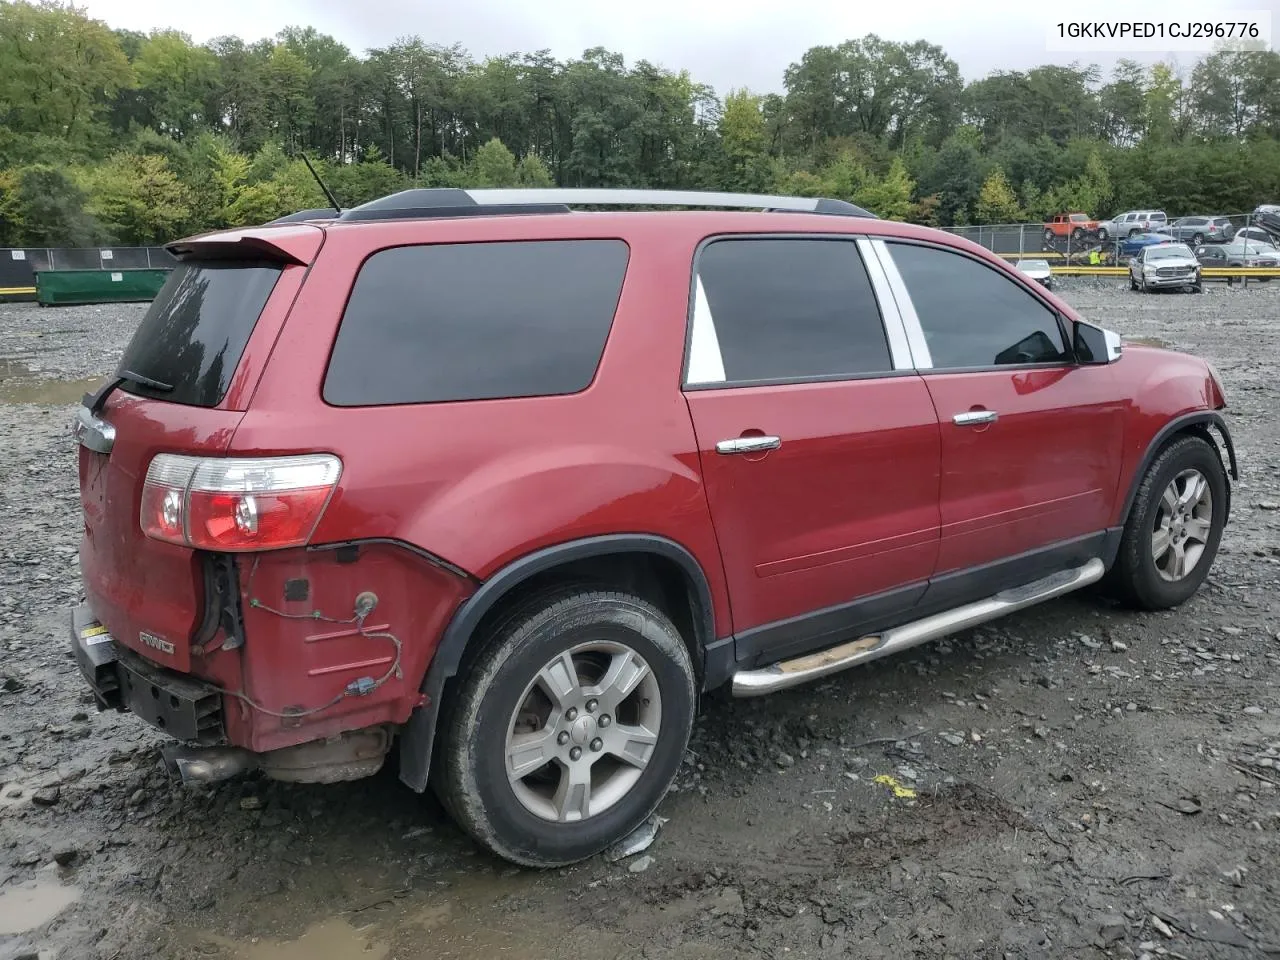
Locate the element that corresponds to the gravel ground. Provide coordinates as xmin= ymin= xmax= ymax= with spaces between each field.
xmin=2 ymin=280 xmax=1280 ymax=960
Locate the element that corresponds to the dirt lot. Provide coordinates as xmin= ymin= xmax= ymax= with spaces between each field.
xmin=2 ymin=279 xmax=1280 ymax=960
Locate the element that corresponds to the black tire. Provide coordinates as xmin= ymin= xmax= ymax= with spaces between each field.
xmin=1129 ymin=275 xmax=1139 ymax=291
xmin=1097 ymin=228 xmax=1109 ymax=241
xmin=1192 ymin=233 xmax=1205 ymax=245
xmin=1109 ymin=435 xmax=1227 ymax=611
xmin=1128 ymin=228 xmax=1141 ymax=238
xmin=1072 ymin=227 xmax=1084 ymax=241
xmin=434 ymin=588 xmax=696 ymax=867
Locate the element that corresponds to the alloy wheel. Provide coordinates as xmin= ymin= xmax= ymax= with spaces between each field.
xmin=1151 ymin=468 xmax=1214 ymax=582
xmin=505 ymin=641 xmax=662 ymax=823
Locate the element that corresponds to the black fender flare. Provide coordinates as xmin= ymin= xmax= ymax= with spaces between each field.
xmin=397 ymin=533 xmax=717 ymax=792
xmin=1118 ymin=411 xmax=1238 ymax=528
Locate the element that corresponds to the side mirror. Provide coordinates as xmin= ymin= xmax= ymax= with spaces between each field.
xmin=1074 ymin=321 xmax=1122 ymax=365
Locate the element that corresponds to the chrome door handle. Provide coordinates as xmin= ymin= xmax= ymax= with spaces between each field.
xmin=952 ymin=410 xmax=998 ymax=426
xmin=716 ymin=435 xmax=782 ymax=455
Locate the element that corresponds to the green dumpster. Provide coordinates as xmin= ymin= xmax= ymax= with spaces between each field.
xmin=35 ymin=268 xmax=171 ymax=306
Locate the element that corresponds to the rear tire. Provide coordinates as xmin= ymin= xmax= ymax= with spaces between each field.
xmin=434 ymin=588 xmax=696 ymax=867
xmin=1193 ymin=233 xmax=1205 ymax=245
xmin=1109 ymin=435 xmax=1227 ymax=611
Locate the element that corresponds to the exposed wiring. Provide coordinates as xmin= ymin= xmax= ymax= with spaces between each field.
xmin=205 ymin=557 xmax=403 ymax=719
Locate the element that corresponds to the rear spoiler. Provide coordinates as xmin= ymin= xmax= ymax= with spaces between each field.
xmin=165 ymin=225 xmax=324 ymax=266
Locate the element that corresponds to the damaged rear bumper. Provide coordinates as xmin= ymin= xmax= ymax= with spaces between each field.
xmin=70 ymin=602 xmax=392 ymax=784
xmin=70 ymin=602 xmax=224 ymax=743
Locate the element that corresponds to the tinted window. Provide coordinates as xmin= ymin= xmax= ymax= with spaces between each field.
xmin=1148 ymin=245 xmax=1193 ymax=260
xmin=324 ymin=240 xmax=628 ymax=406
xmin=117 ymin=261 xmax=282 ymax=408
xmin=695 ymin=239 xmax=891 ymax=383
xmin=888 ymin=243 xmax=1068 ymax=369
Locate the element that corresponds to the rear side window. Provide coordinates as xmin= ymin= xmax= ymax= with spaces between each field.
xmin=117 ymin=261 xmax=282 ymax=407
xmin=324 ymin=240 xmax=628 ymax=406
xmin=689 ymin=238 xmax=891 ymax=385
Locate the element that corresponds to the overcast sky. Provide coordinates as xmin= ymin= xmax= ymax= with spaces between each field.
xmin=83 ymin=0 xmax=1272 ymax=92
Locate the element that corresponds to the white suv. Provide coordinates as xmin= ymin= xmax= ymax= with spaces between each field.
xmin=1099 ymin=210 xmax=1168 ymax=241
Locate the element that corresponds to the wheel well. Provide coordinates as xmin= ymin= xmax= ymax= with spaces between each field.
xmin=1125 ymin=419 xmax=1234 ymax=525
xmin=454 ymin=551 xmax=708 ymax=686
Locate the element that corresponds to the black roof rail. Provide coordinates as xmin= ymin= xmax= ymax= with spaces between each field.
xmin=265 ymin=208 xmax=340 ymax=225
xmin=332 ymin=188 xmax=878 ymax=223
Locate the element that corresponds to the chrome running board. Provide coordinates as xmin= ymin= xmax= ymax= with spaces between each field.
xmin=730 ymin=558 xmax=1105 ymax=697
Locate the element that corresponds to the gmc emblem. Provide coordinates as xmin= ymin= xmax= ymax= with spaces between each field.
xmin=139 ymin=632 xmax=175 ymax=656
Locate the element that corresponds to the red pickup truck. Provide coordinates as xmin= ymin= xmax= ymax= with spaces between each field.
xmin=1044 ymin=213 xmax=1099 ymax=242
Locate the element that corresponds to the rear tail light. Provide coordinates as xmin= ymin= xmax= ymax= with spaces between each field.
xmin=141 ymin=454 xmax=342 ymax=551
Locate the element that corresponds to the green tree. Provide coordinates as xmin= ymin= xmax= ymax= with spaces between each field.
xmin=974 ymin=167 xmax=1022 ymax=223
xmin=0 ymin=164 xmax=103 ymax=245
xmin=719 ymin=89 xmax=773 ymax=192
xmin=469 ymin=137 xmax=518 ymax=186
xmin=854 ymin=156 xmax=915 ymax=219
xmin=134 ymin=30 xmax=218 ymax=140
xmin=81 ymin=153 xmax=191 ymax=243
xmin=0 ymin=0 xmax=133 ymax=140
xmin=515 ymin=153 xmax=554 ymax=186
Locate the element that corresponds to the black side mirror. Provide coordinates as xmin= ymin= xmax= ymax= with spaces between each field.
xmin=1074 ymin=321 xmax=1122 ymax=365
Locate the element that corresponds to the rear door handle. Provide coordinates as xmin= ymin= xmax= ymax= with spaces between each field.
xmin=716 ymin=435 xmax=782 ymax=455
xmin=952 ymin=410 xmax=998 ymax=426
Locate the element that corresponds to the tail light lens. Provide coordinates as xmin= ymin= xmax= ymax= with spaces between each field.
xmin=141 ymin=454 xmax=342 ymax=551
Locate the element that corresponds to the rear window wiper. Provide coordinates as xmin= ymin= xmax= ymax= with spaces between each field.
xmin=83 ymin=369 xmax=175 ymax=415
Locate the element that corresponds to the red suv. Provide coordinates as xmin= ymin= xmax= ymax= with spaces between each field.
xmin=70 ymin=188 xmax=1237 ymax=867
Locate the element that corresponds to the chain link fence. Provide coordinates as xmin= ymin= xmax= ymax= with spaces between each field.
xmin=942 ymin=210 xmax=1280 ymax=276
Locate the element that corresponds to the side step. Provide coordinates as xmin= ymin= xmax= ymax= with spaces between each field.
xmin=731 ymin=558 xmax=1105 ymax=697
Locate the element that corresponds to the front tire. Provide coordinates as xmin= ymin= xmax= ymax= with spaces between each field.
xmin=1109 ymin=435 xmax=1227 ymax=611
xmin=434 ymin=588 xmax=696 ymax=867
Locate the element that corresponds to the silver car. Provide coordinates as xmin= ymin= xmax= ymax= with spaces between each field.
xmin=1097 ymin=209 xmax=1167 ymax=240
xmin=1129 ymin=242 xmax=1201 ymax=293
xmin=1233 ymin=226 xmax=1277 ymax=247
xmin=1015 ymin=258 xmax=1052 ymax=288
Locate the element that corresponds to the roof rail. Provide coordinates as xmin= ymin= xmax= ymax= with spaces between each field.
xmin=335 ymin=187 xmax=877 ymax=223
xmin=265 ymin=207 xmax=340 ymax=225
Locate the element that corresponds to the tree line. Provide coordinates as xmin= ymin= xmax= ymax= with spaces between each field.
xmin=1 ymin=0 xmax=1278 ymax=247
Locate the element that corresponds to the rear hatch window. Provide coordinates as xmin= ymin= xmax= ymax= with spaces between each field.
xmin=116 ymin=261 xmax=283 ymax=407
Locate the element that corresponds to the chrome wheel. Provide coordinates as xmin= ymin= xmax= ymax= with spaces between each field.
xmin=1152 ymin=468 xmax=1213 ymax=582
xmin=505 ymin=641 xmax=662 ymax=823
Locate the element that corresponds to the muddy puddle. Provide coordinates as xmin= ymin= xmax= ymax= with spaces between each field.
xmin=0 ymin=357 xmax=102 ymax=405
xmin=0 ymin=880 xmax=81 ymax=936
xmin=196 ymin=868 xmax=624 ymax=960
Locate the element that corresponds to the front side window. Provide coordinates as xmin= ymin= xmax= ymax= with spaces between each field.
xmin=887 ymin=242 xmax=1068 ymax=369
xmin=688 ymin=238 xmax=892 ymax=385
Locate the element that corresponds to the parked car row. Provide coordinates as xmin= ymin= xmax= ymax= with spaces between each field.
xmin=1053 ymin=206 xmax=1280 ymax=249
